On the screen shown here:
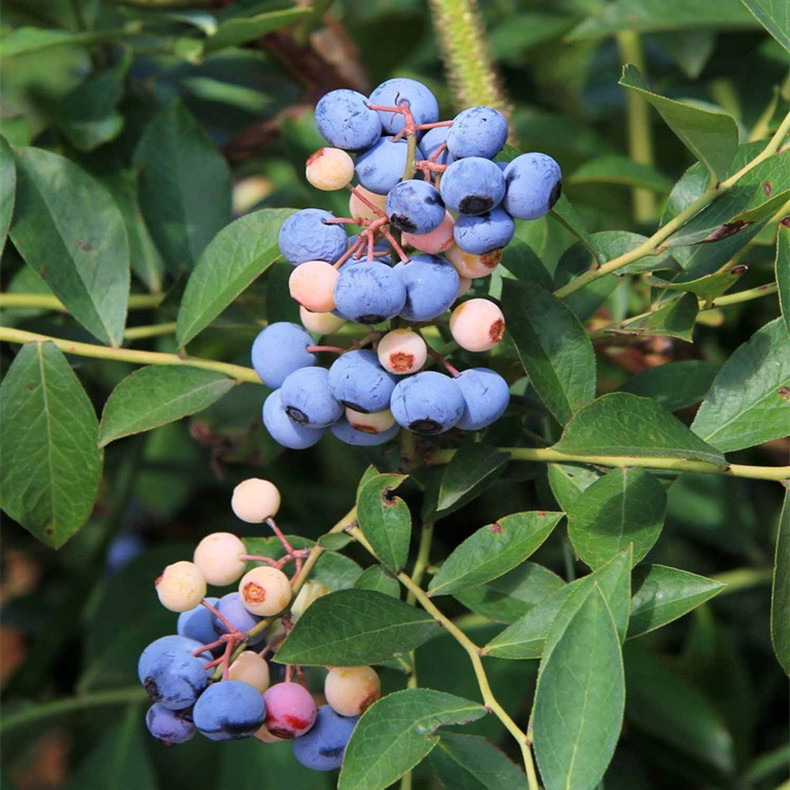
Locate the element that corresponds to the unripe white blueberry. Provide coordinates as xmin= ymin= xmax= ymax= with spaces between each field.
xmin=193 ymin=532 xmax=247 ymax=586
xmin=231 ymin=478 xmax=281 ymax=523
xmin=345 ymin=407 xmax=396 ymax=435
xmin=239 ymin=566 xmax=292 ymax=616
xmin=300 ymin=305 xmax=346 ymax=335
xmin=377 ymin=329 xmax=427 ymax=375
xmin=402 ymin=211 xmax=455 ymax=254
xmin=450 ymin=299 xmax=506 ymax=352
xmin=305 ymin=148 xmax=355 ymax=191
xmin=155 ymin=561 xmax=207 ymax=612
xmin=289 ymin=260 xmax=339 ymax=313
xmin=446 ymin=244 xmax=503 ymax=279
xmin=349 ymin=185 xmax=387 ymax=222
xmin=324 ymin=665 xmax=381 ymax=717
xmin=229 ymin=650 xmax=270 ymax=693
xmin=291 ymin=579 xmax=331 ymax=620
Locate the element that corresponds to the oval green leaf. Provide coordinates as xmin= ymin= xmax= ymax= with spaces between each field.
xmin=739 ymin=0 xmax=790 ymax=54
xmin=0 ymin=342 xmax=102 ymax=548
xmin=275 ymin=590 xmax=439 ymax=666
xmin=205 ymin=7 xmax=312 ymax=52
xmin=617 ymin=292 xmax=699 ymax=342
xmin=354 ymin=565 xmax=401 ymax=599
xmin=9 ymin=147 xmax=129 ymax=346
xmin=771 ymin=491 xmax=790 ymax=674
xmin=777 ymin=224 xmax=790 ymax=335
xmin=98 ymin=366 xmax=235 ymax=447
xmin=0 ymin=135 xmax=15 ymax=255
xmin=437 ymin=441 xmax=510 ymax=513
xmin=176 ymin=207 xmax=295 ymax=346
xmin=356 ymin=473 xmax=411 ymax=573
xmin=428 ymin=511 xmax=563 ymax=598
xmin=338 ymin=689 xmax=486 ymax=790
xmin=617 ymin=360 xmax=720 ymax=412
xmin=569 ymin=154 xmax=674 ymax=192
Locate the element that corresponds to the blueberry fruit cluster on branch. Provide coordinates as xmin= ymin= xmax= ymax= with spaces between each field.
xmin=252 ymin=77 xmax=562 ymax=449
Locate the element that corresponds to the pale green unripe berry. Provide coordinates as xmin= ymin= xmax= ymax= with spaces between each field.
xmin=345 ymin=407 xmax=395 ymax=435
xmin=232 ymin=478 xmax=281 ymax=523
xmin=289 ymin=260 xmax=339 ymax=313
xmin=450 ymin=299 xmax=505 ymax=352
xmin=306 ymin=148 xmax=355 ymax=191
xmin=193 ymin=532 xmax=247 ymax=586
xmin=300 ymin=306 xmax=346 ymax=335
xmin=325 ymin=665 xmax=381 ymax=716
xmin=155 ymin=561 xmax=207 ymax=612
xmin=229 ymin=650 xmax=270 ymax=693
xmin=446 ymin=243 xmax=502 ymax=279
xmin=377 ymin=329 xmax=427 ymax=375
xmin=239 ymin=566 xmax=292 ymax=616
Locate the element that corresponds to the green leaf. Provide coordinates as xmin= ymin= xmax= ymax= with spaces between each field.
xmin=205 ymin=7 xmax=312 ymax=53
xmin=317 ymin=532 xmax=354 ymax=551
xmin=567 ymin=468 xmax=666 ymax=569
xmin=567 ymin=0 xmax=758 ymax=40
xmin=502 ymin=279 xmax=596 ymax=425
xmin=739 ymin=0 xmax=790 ymax=53
xmin=0 ymin=26 xmax=129 ymax=58
xmin=275 ymin=590 xmax=439 ymax=666
xmin=453 ymin=562 xmax=565 ymax=624
xmin=177 ymin=207 xmax=295 ymax=346
xmin=500 ymin=239 xmax=553 ymax=290
xmin=428 ymin=511 xmax=563 ymax=597
xmin=9 ymin=147 xmax=129 ymax=346
xmin=618 ymin=360 xmax=720 ymax=412
xmin=133 ymin=101 xmax=232 ymax=274
xmin=533 ymin=585 xmax=625 ymax=790
xmin=628 ymin=564 xmax=726 ymax=638
xmin=428 ymin=732 xmax=528 ymax=790
xmin=648 ymin=267 xmax=747 ymax=301
xmin=98 ymin=367 xmax=235 ymax=447
xmin=0 ymin=136 xmax=16 ymax=256
xmin=569 ymin=155 xmax=674 ymax=193
xmin=691 ymin=319 xmax=790 ymax=452
xmin=617 ymin=292 xmax=699 ymax=341
xmin=0 ymin=342 xmax=102 ymax=549
xmin=356 ymin=473 xmax=411 ymax=573
xmin=483 ymin=548 xmax=632 ymax=658
xmin=552 ymin=392 xmax=727 ymax=466
xmin=776 ymin=225 xmax=790 ymax=335
xmin=437 ymin=442 xmax=510 ymax=513
xmin=354 ymin=565 xmax=401 ymax=599
xmin=619 ymin=65 xmax=738 ymax=183
xmin=771 ymin=491 xmax=790 ymax=674
xmin=550 ymin=194 xmax=600 ymax=261
xmin=547 ymin=463 xmax=605 ymax=512
xmin=338 ymin=689 xmax=487 ymax=790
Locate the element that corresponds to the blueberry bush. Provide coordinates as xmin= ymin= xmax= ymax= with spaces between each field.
xmin=1 ymin=1 xmax=789 ymax=788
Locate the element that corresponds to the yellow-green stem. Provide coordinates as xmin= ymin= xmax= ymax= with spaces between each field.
xmin=405 ymin=520 xmax=434 ymax=692
xmin=123 ymin=322 xmax=177 ymax=341
xmin=617 ymin=32 xmax=656 ymax=222
xmin=432 ymin=447 xmax=790 ymax=483
xmin=0 ymin=293 xmax=164 ymax=311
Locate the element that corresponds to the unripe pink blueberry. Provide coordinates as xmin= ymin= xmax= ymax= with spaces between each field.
xmin=445 ymin=244 xmax=502 ymax=279
xmin=305 ymin=148 xmax=355 ymax=191
xmin=231 ymin=478 xmax=281 ymax=523
xmin=239 ymin=566 xmax=292 ymax=616
xmin=377 ymin=329 xmax=427 ymax=375
xmin=324 ymin=665 xmax=381 ymax=717
xmin=300 ymin=306 xmax=345 ymax=335
xmin=289 ymin=260 xmax=339 ymax=313
xmin=449 ymin=299 xmax=506 ymax=352
xmin=344 ymin=407 xmax=396 ymax=435
xmin=229 ymin=650 xmax=270 ymax=693
xmin=155 ymin=561 xmax=207 ymax=612
xmin=193 ymin=532 xmax=247 ymax=586
xmin=348 ymin=185 xmax=387 ymax=221
xmin=402 ymin=211 xmax=455 ymax=254
xmin=263 ymin=681 xmax=318 ymax=738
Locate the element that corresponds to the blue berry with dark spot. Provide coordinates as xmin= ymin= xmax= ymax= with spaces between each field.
xmin=390 ymin=371 xmax=465 ymax=435
xmin=138 ymin=636 xmax=212 ymax=710
xmin=455 ymin=368 xmax=510 ymax=430
xmin=328 ymin=350 xmax=397 ymax=413
xmin=292 ymin=705 xmax=359 ymax=771
xmin=146 ymin=704 xmax=197 ymax=744
xmin=440 ymin=157 xmax=506 ymax=216
xmin=193 ymin=680 xmax=266 ymax=741
xmin=502 ymin=153 xmax=562 ymax=220
xmin=368 ymin=78 xmax=439 ymax=135
xmin=330 ymin=419 xmax=399 ymax=446
xmin=333 ymin=261 xmax=407 ymax=325
xmin=280 ymin=367 xmax=343 ymax=428
xmin=355 ymin=138 xmax=423 ymax=195
xmin=315 ymin=89 xmax=382 ymax=151
xmin=263 ymin=390 xmax=326 ymax=450
xmin=394 ymin=254 xmax=459 ymax=321
xmin=454 ymin=208 xmax=515 ymax=254
xmin=251 ymin=322 xmax=317 ymax=389
xmin=278 ymin=209 xmax=347 ymax=265
xmin=386 ymin=180 xmax=445 ymax=234
xmin=446 ymin=106 xmax=508 ymax=159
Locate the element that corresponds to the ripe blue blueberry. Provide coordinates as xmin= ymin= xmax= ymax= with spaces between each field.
xmin=280 ymin=367 xmax=343 ymax=428
xmin=333 ymin=261 xmax=407 ymax=324
xmin=212 ymin=592 xmax=265 ymax=644
xmin=393 ymin=254 xmax=459 ymax=321
xmin=446 ymin=105 xmax=508 ymax=159
xmin=502 ymin=152 xmax=562 ymax=220
xmin=193 ymin=680 xmax=266 ymax=741
xmin=314 ymin=89 xmax=382 ymax=151
xmin=368 ymin=78 xmax=439 ymax=134
xmin=251 ymin=323 xmax=317 ymax=389
xmin=177 ymin=597 xmax=220 ymax=646
xmin=328 ymin=350 xmax=398 ymax=413
xmin=138 ymin=635 xmax=211 ymax=710
xmin=146 ymin=703 xmax=197 ymax=744
xmin=278 ymin=209 xmax=347 ymax=265
xmin=105 ymin=532 xmax=145 ymax=574
xmin=386 ymin=180 xmax=445 ymax=234
xmin=330 ymin=419 xmax=399 ymax=446
xmin=419 ymin=126 xmax=453 ymax=165
xmin=263 ymin=389 xmax=326 ymax=450
xmin=455 ymin=368 xmax=510 ymax=430
xmin=292 ymin=705 xmax=359 ymax=772
xmin=390 ymin=371 xmax=465 ymax=435
xmin=440 ymin=157 xmax=506 ymax=216
xmin=355 ymin=138 xmax=423 ymax=195
xmin=454 ymin=208 xmax=515 ymax=254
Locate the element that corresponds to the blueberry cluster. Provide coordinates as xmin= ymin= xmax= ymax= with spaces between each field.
xmin=253 ymin=78 xmax=562 ymax=450
xmin=138 ymin=479 xmax=380 ymax=771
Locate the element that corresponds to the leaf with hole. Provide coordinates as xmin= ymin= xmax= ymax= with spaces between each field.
xmin=356 ymin=473 xmax=411 ymax=573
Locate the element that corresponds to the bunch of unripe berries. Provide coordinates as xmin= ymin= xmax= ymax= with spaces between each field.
xmin=139 ymin=478 xmax=381 ymax=771
xmin=252 ymin=77 xmax=562 ymax=449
